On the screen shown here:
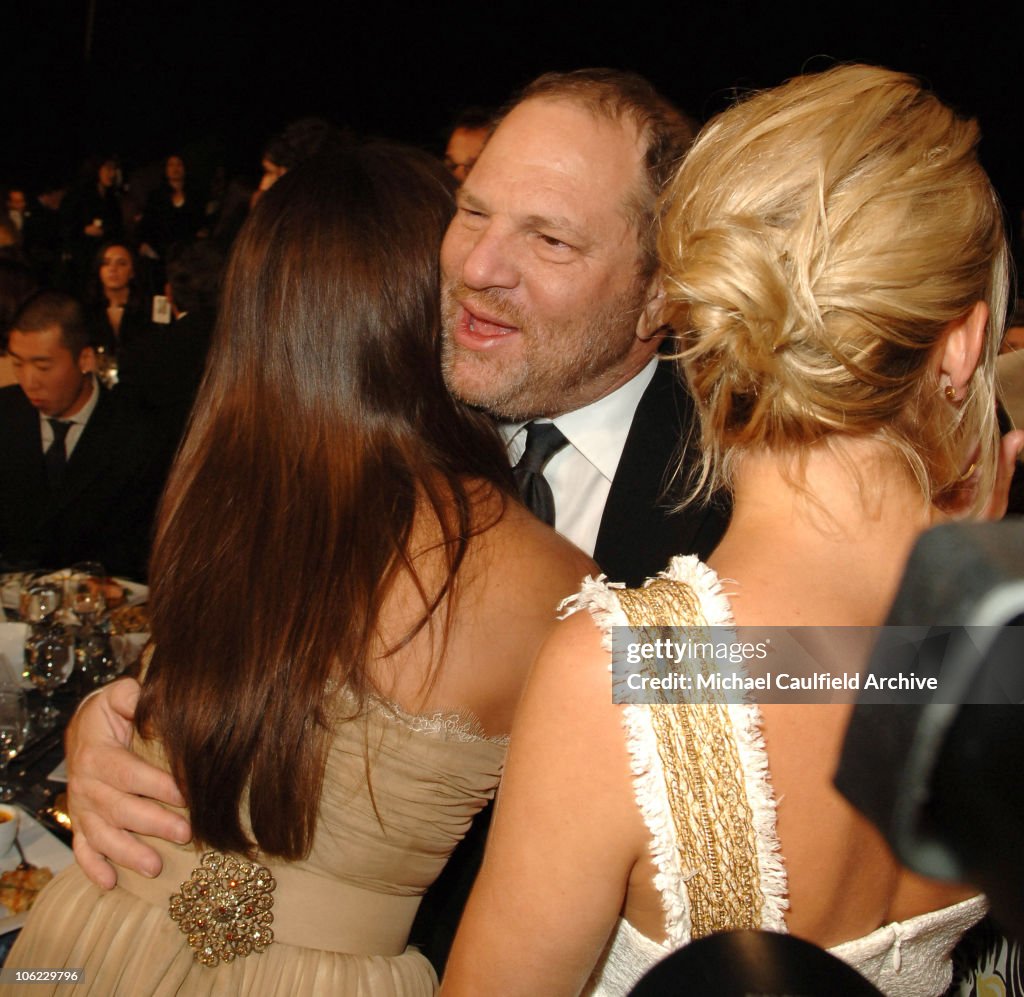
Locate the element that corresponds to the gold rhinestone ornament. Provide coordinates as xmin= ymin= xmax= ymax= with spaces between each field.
xmin=169 ymin=851 xmax=276 ymax=966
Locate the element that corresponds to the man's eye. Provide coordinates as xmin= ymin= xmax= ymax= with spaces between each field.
xmin=539 ymin=234 xmax=572 ymax=251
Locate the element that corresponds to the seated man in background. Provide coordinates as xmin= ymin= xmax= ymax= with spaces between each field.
xmin=0 ymin=290 xmax=169 ymax=580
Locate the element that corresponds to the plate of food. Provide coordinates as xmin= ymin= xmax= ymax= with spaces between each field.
xmin=0 ymin=807 xmax=73 ymax=933
xmin=0 ymin=573 xmax=29 ymax=616
xmin=1 ymin=571 xmax=147 ymax=618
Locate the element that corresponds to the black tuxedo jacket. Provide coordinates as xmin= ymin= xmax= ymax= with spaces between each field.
xmin=0 ymin=384 xmax=169 ymax=580
xmin=411 ymin=360 xmax=730 ymax=971
xmin=594 ymin=358 xmax=729 ymax=586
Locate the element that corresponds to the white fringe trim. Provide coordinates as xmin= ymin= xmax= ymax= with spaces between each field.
xmin=622 ymin=701 xmax=692 ymax=945
xmin=577 ymin=556 xmax=788 ymax=948
xmin=560 ymin=574 xmax=628 ymax=653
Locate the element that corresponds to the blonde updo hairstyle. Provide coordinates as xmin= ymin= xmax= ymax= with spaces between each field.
xmin=660 ymin=64 xmax=1009 ymax=515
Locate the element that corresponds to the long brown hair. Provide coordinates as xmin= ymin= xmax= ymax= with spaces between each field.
xmin=137 ymin=143 xmax=512 ymax=859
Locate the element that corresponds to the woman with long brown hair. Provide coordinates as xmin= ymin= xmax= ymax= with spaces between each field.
xmin=85 ymin=240 xmax=154 ymax=382
xmin=9 ymin=143 xmax=590 ymax=994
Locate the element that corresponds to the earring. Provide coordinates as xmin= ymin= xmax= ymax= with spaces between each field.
xmin=944 ymin=384 xmax=957 ymax=402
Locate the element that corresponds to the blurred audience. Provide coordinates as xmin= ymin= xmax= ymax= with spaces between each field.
xmin=61 ymin=156 xmax=125 ymax=293
xmin=21 ymin=180 xmax=67 ymax=286
xmin=137 ymin=154 xmax=205 ymax=279
xmin=0 ymin=216 xmax=20 ymax=257
xmin=443 ymin=107 xmax=493 ymax=183
xmin=4 ymin=187 xmax=27 ymax=237
xmin=0 ymin=257 xmax=40 ymax=386
xmin=117 ymin=239 xmax=223 ymax=450
xmin=251 ymin=116 xmax=351 ymax=209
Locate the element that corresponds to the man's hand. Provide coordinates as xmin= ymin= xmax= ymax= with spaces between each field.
xmin=66 ymin=678 xmax=191 ymax=888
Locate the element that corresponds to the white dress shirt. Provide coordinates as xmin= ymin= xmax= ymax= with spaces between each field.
xmin=502 ymin=357 xmax=659 ymax=556
xmin=38 ymin=375 xmax=100 ymax=460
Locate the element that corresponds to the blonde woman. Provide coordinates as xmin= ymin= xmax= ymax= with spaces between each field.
xmin=443 ymin=65 xmax=1021 ymax=997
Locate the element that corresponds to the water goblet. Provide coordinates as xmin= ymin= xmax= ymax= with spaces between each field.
xmin=25 ymin=624 xmax=74 ymax=728
xmin=69 ymin=562 xmax=114 ymax=687
xmin=94 ymin=345 xmax=118 ymax=389
xmin=0 ymin=687 xmax=29 ymax=802
xmin=19 ymin=573 xmax=62 ymax=624
xmin=69 ymin=562 xmax=108 ymax=623
xmin=76 ymin=628 xmax=119 ymax=687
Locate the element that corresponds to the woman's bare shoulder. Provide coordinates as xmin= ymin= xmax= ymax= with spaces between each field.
xmin=388 ymin=488 xmax=595 ymax=736
xmin=478 ymin=498 xmax=597 ymax=601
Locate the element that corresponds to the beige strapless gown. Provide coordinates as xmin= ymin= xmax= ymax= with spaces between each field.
xmin=5 ymin=699 xmax=506 ymax=996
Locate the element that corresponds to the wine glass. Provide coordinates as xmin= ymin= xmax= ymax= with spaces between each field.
xmin=25 ymin=624 xmax=74 ymax=728
xmin=76 ymin=630 xmax=119 ymax=687
xmin=19 ymin=573 xmax=62 ymax=624
xmin=69 ymin=562 xmax=108 ymax=623
xmin=0 ymin=687 xmax=29 ymax=802
xmin=69 ymin=562 xmax=117 ymax=687
xmin=94 ymin=345 xmax=118 ymax=389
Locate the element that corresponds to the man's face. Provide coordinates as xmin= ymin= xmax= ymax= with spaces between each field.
xmin=39 ymin=189 xmax=65 ymax=211
xmin=98 ymin=161 xmax=118 ymax=189
xmin=440 ymin=98 xmax=657 ymax=421
xmin=6 ymin=190 xmax=26 ymax=214
xmin=8 ymin=326 xmax=95 ymax=419
xmin=166 ymin=156 xmax=186 ymax=183
xmin=444 ymin=127 xmax=489 ymax=184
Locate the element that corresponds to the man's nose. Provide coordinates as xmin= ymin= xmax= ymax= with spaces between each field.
xmin=460 ymin=225 xmax=519 ymax=291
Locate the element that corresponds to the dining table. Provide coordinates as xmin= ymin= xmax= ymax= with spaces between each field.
xmin=0 ymin=570 xmax=149 ymax=961
xmin=0 ymin=683 xmax=76 ymax=961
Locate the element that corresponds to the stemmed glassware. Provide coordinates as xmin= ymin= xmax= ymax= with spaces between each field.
xmin=21 ymin=574 xmax=74 ymax=727
xmin=70 ymin=562 xmax=118 ymax=687
xmin=70 ymin=562 xmax=107 ymax=622
xmin=0 ymin=686 xmax=30 ymax=802
xmin=18 ymin=573 xmax=62 ymax=625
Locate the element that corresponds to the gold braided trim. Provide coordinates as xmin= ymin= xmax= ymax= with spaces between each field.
xmin=617 ymin=578 xmax=764 ymax=938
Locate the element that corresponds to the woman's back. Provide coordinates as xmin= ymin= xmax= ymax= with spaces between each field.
xmin=374 ymin=483 xmax=593 ymax=736
xmin=10 ymin=446 xmax=592 ymax=997
xmin=6 ymin=141 xmax=594 ymax=995
xmin=708 ymin=450 xmax=976 ymax=945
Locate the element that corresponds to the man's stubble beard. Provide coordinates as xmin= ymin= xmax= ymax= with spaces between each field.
xmin=440 ymin=278 xmax=647 ymax=422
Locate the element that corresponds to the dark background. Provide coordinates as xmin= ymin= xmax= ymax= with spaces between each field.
xmin=4 ymin=1 xmax=1021 ymax=255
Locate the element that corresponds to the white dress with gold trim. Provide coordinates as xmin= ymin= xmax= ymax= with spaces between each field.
xmin=570 ymin=556 xmax=985 ymax=997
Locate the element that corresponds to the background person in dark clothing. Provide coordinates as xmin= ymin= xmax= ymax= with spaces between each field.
xmin=0 ymin=290 xmax=167 ymax=580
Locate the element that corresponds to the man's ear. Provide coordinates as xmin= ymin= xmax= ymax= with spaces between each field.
xmin=78 ymin=346 xmax=96 ymax=375
xmin=940 ymin=301 xmax=988 ymax=399
xmin=636 ymin=280 xmax=667 ymax=343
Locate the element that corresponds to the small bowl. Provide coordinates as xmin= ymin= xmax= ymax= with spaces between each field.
xmin=0 ymin=804 xmax=19 ymax=857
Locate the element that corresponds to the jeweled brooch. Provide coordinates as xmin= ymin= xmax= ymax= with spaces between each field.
xmin=169 ymin=851 xmax=276 ymax=966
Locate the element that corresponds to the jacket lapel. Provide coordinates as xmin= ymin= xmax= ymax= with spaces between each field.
xmin=42 ymin=389 xmax=115 ymax=517
xmin=593 ymin=360 xmax=729 ymax=586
